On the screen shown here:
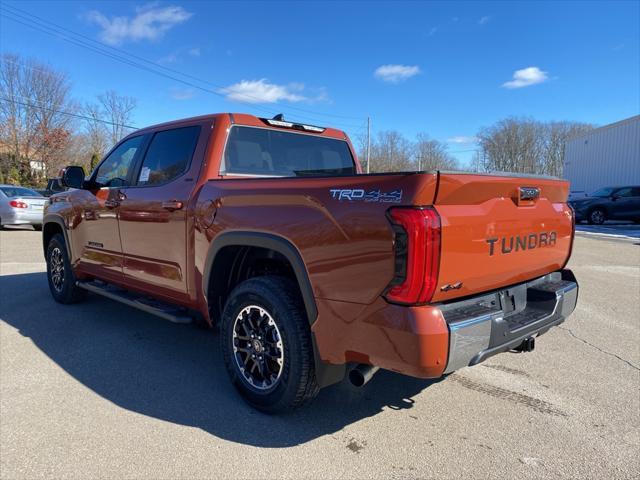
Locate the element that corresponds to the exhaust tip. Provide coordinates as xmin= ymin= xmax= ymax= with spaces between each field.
xmin=348 ymin=369 xmax=366 ymax=387
xmin=348 ymin=364 xmax=380 ymax=387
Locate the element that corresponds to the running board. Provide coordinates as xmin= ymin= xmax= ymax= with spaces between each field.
xmin=76 ymin=281 xmax=193 ymax=324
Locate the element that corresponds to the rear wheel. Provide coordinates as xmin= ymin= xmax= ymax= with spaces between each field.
xmin=220 ymin=276 xmax=318 ymax=413
xmin=588 ymin=208 xmax=606 ymax=225
xmin=46 ymin=233 xmax=87 ymax=304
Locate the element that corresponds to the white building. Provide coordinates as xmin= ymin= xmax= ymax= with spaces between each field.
xmin=563 ymin=115 xmax=639 ymax=198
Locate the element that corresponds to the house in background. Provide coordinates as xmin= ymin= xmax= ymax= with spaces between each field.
xmin=564 ymin=115 xmax=640 ymax=199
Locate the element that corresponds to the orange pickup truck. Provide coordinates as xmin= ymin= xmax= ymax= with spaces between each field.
xmin=43 ymin=113 xmax=578 ymax=413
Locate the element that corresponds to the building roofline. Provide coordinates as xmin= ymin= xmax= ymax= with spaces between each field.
xmin=567 ymin=114 xmax=640 ymax=142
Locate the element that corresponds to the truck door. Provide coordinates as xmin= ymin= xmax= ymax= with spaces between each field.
xmin=117 ymin=122 xmax=209 ymax=302
xmin=74 ymin=135 xmax=146 ymax=284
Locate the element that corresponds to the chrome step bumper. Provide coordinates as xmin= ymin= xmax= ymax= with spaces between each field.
xmin=442 ymin=270 xmax=578 ymax=373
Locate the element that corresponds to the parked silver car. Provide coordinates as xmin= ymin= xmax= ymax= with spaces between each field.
xmin=0 ymin=185 xmax=47 ymax=230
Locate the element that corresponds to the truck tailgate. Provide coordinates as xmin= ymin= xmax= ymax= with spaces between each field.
xmin=431 ymin=173 xmax=573 ymax=303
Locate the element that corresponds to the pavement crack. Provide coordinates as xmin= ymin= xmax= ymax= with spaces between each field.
xmin=558 ymin=326 xmax=640 ymax=372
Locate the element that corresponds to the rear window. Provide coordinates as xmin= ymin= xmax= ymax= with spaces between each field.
xmin=223 ymin=126 xmax=356 ymax=177
xmin=0 ymin=187 xmax=40 ymax=197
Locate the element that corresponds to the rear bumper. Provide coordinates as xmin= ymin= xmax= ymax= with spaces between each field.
xmin=442 ymin=270 xmax=578 ymax=373
xmin=1 ymin=209 xmax=44 ymax=225
xmin=312 ymin=269 xmax=578 ymax=380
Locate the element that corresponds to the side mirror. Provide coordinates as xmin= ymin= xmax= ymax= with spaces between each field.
xmin=60 ymin=166 xmax=86 ymax=189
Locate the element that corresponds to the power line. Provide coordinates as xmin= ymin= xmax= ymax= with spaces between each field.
xmin=0 ymin=96 xmax=137 ymax=129
xmin=0 ymin=3 xmax=366 ymax=128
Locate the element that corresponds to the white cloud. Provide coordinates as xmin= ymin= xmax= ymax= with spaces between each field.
xmin=158 ymin=52 xmax=178 ymax=64
xmin=428 ymin=26 xmax=438 ymax=36
xmin=170 ymin=88 xmax=195 ymax=100
xmin=374 ymin=64 xmax=421 ymax=83
xmin=502 ymin=66 xmax=549 ymax=89
xmin=220 ymin=79 xmax=309 ymax=104
xmin=478 ymin=15 xmax=491 ymax=25
xmin=86 ymin=4 xmax=193 ymax=46
xmin=158 ymin=47 xmax=200 ymax=64
xmin=448 ymin=136 xmax=478 ymax=145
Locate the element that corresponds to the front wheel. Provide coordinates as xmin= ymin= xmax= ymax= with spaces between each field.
xmin=220 ymin=276 xmax=319 ymax=413
xmin=588 ymin=208 xmax=606 ymax=225
xmin=46 ymin=233 xmax=87 ymax=304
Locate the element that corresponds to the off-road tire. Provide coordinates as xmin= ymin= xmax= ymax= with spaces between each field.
xmin=588 ymin=208 xmax=606 ymax=225
xmin=46 ymin=233 xmax=87 ymax=304
xmin=220 ymin=275 xmax=319 ymax=413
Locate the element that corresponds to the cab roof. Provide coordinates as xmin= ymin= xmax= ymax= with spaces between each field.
xmin=132 ymin=113 xmax=348 ymax=140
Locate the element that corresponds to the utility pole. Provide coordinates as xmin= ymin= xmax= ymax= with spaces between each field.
xmin=366 ymin=116 xmax=371 ymax=174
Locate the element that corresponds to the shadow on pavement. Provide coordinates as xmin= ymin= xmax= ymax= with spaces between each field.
xmin=0 ymin=272 xmax=438 ymax=447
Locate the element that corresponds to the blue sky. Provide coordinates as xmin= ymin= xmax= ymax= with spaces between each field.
xmin=1 ymin=0 xmax=638 ymax=166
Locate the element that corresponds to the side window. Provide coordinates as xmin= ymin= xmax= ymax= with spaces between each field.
xmin=615 ymin=187 xmax=633 ymax=198
xmin=95 ymin=136 xmax=144 ymax=187
xmin=136 ymin=126 xmax=200 ymax=186
xmin=631 ymin=188 xmax=640 ymax=197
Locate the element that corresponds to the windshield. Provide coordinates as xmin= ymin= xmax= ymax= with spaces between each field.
xmin=0 ymin=186 xmax=41 ymax=198
xmin=224 ymin=126 xmax=356 ymax=177
xmin=590 ymin=187 xmax=615 ymax=197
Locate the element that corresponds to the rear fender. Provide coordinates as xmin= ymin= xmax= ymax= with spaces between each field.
xmin=203 ymin=231 xmax=317 ymax=324
xmin=203 ymin=231 xmax=345 ymax=387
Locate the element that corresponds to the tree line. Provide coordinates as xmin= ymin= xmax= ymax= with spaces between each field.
xmin=0 ymin=53 xmax=136 ymax=186
xmin=359 ymin=118 xmax=593 ymax=176
xmin=356 ymin=130 xmax=459 ymax=173
xmin=471 ymin=117 xmax=593 ymax=177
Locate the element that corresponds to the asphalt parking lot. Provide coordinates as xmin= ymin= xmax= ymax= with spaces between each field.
xmin=1 ymin=227 xmax=639 ymax=479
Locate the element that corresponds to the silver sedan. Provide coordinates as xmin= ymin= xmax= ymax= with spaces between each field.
xmin=0 ymin=185 xmax=47 ymax=231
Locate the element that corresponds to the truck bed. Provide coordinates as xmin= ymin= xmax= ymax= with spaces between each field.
xmin=197 ymin=170 xmax=573 ymax=305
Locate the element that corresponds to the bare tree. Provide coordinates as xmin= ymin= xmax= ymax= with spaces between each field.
xmin=98 ymin=90 xmax=136 ymax=145
xmin=82 ymin=101 xmax=109 ymax=168
xmin=0 ymin=53 xmax=74 ymax=182
xmin=476 ymin=117 xmax=593 ymax=176
xmin=540 ymin=121 xmax=594 ymax=177
xmin=477 ymin=117 xmax=543 ymax=174
xmin=414 ymin=133 xmax=459 ymax=171
xmin=368 ymin=130 xmax=415 ymax=172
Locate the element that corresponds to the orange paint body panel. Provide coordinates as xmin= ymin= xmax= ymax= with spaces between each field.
xmin=45 ymin=112 xmax=578 ymax=384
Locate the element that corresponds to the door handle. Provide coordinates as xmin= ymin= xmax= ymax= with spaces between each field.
xmin=162 ymin=200 xmax=183 ymax=211
xmin=104 ymin=199 xmax=119 ymax=209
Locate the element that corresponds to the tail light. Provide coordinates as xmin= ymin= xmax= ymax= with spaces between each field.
xmin=562 ymin=204 xmax=576 ymax=269
xmin=9 ymin=200 xmax=28 ymax=209
xmin=385 ymin=207 xmax=441 ymax=305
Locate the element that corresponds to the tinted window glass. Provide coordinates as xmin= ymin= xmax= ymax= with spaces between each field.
xmin=590 ymin=187 xmax=615 ymax=197
xmin=224 ymin=126 xmax=356 ymax=177
xmin=137 ymin=126 xmax=200 ymax=186
xmin=95 ymin=136 xmax=143 ymax=187
xmin=615 ymin=187 xmax=634 ymax=197
xmin=0 ymin=186 xmax=41 ymax=197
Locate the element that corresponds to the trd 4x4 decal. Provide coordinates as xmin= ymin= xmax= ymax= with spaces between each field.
xmin=329 ymin=188 xmax=403 ymax=203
